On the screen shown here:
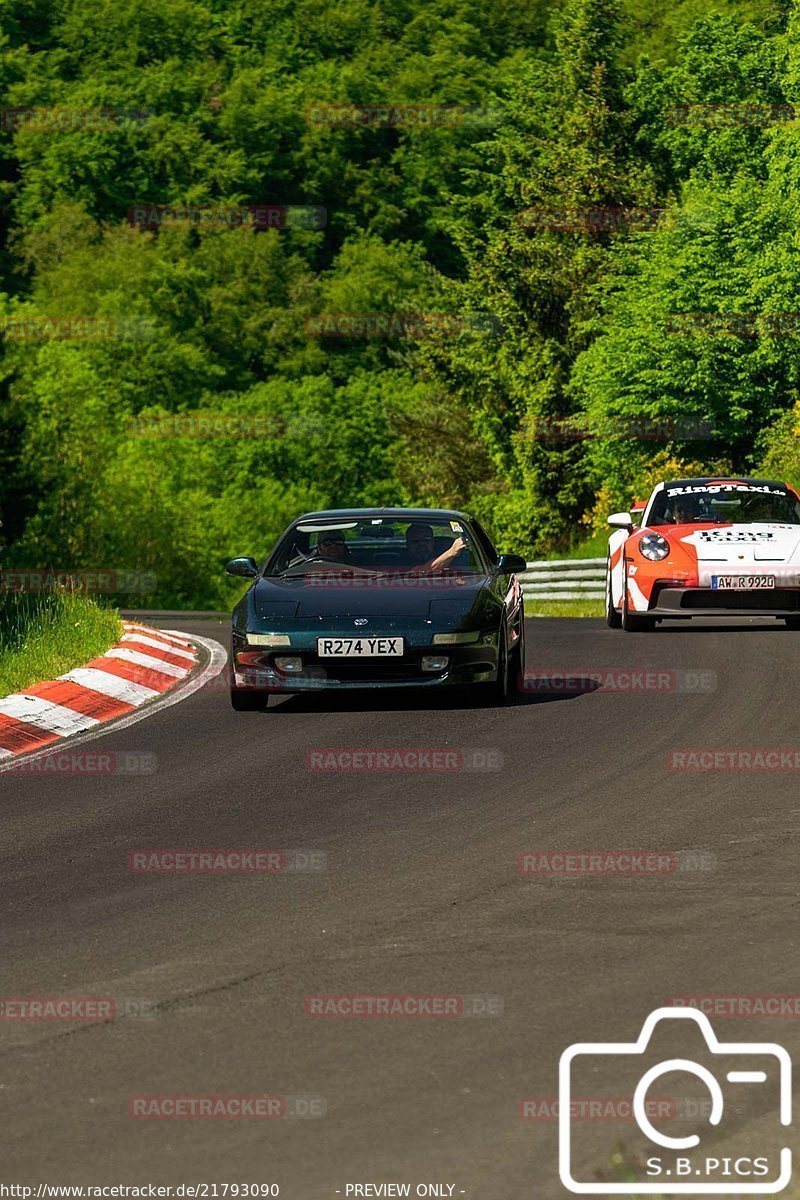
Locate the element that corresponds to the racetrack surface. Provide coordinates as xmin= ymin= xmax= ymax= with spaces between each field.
xmin=1 ymin=615 xmax=797 ymax=1196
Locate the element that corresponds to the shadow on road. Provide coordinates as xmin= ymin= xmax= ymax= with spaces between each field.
xmin=262 ymin=683 xmax=594 ymax=714
xmin=650 ymin=620 xmax=795 ymax=634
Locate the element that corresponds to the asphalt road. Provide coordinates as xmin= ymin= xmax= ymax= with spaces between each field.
xmin=2 ymin=615 xmax=798 ymax=1197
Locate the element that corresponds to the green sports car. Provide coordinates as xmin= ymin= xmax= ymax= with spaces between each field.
xmin=226 ymin=507 xmax=527 ymax=709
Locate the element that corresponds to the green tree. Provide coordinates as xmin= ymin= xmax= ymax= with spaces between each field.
xmin=420 ymin=0 xmax=658 ymax=551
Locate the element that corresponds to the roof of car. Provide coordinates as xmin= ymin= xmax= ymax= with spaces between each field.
xmin=660 ymin=477 xmax=788 ymax=490
xmin=295 ymin=507 xmax=473 ymax=522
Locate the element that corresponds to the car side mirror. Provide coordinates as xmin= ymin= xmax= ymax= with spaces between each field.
xmin=496 ymin=552 xmax=528 ymax=573
xmin=225 ymin=556 xmax=259 ymax=578
xmin=607 ymin=512 xmax=634 ymax=530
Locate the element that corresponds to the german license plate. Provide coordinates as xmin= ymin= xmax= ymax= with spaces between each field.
xmin=317 ymin=636 xmax=403 ymax=656
xmin=711 ymin=575 xmax=775 ymax=589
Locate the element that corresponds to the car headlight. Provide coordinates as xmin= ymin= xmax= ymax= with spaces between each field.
xmin=638 ymin=533 xmax=670 ymax=562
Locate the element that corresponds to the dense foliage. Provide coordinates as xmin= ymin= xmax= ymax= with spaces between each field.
xmin=0 ymin=0 xmax=795 ymax=605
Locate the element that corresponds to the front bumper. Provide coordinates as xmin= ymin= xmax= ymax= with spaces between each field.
xmin=648 ymin=585 xmax=800 ymax=617
xmin=231 ymin=634 xmax=500 ymax=691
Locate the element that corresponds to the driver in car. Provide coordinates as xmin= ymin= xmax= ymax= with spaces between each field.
xmin=316 ymin=531 xmax=350 ymax=562
xmin=404 ymin=522 xmax=467 ymax=570
xmin=671 ymin=499 xmax=696 ymax=524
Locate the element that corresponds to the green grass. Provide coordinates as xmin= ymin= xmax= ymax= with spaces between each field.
xmin=524 ymin=597 xmax=605 ymax=618
xmin=0 ymin=593 xmax=122 ymax=696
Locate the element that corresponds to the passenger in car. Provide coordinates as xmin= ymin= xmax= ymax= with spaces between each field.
xmin=404 ymin=523 xmax=466 ymax=570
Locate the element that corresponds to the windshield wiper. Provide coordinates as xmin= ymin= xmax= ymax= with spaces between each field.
xmin=277 ymin=567 xmax=356 ymax=578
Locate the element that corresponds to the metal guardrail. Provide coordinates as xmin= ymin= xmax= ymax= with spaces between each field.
xmin=518 ymin=556 xmax=606 ymax=600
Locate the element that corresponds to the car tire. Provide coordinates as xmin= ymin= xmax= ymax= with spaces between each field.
xmin=230 ymin=688 xmax=269 ymax=711
xmin=784 ymin=617 xmax=800 ymax=629
xmin=605 ymin=556 xmax=622 ymax=628
xmin=508 ymin=619 xmax=525 ymax=695
xmin=621 ymin=579 xmax=656 ymax=632
xmin=487 ymin=627 xmax=513 ymax=704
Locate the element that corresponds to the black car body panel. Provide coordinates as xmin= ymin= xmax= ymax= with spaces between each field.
xmin=229 ymin=508 xmax=525 ymax=693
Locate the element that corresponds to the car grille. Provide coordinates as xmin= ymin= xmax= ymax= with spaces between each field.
xmin=306 ymin=656 xmax=439 ymax=683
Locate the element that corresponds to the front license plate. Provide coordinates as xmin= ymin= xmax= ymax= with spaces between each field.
xmin=711 ymin=575 xmax=776 ymax=589
xmin=317 ymin=636 xmax=404 ymax=657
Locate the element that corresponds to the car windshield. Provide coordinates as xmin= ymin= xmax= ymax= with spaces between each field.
xmin=267 ymin=517 xmax=488 ymax=576
xmin=649 ymin=486 xmax=800 ymax=526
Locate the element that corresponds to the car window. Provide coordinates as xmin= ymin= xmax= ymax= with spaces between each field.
xmin=267 ymin=518 xmax=490 ymax=575
xmin=648 ymin=486 xmax=800 ymax=526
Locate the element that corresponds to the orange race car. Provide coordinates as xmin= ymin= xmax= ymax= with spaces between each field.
xmin=605 ymin=477 xmax=800 ymax=631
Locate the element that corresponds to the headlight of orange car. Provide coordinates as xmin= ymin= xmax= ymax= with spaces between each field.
xmin=638 ymin=533 xmax=670 ymax=561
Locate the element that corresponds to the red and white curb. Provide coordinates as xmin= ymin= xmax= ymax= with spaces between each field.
xmin=0 ymin=621 xmax=226 ymax=771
